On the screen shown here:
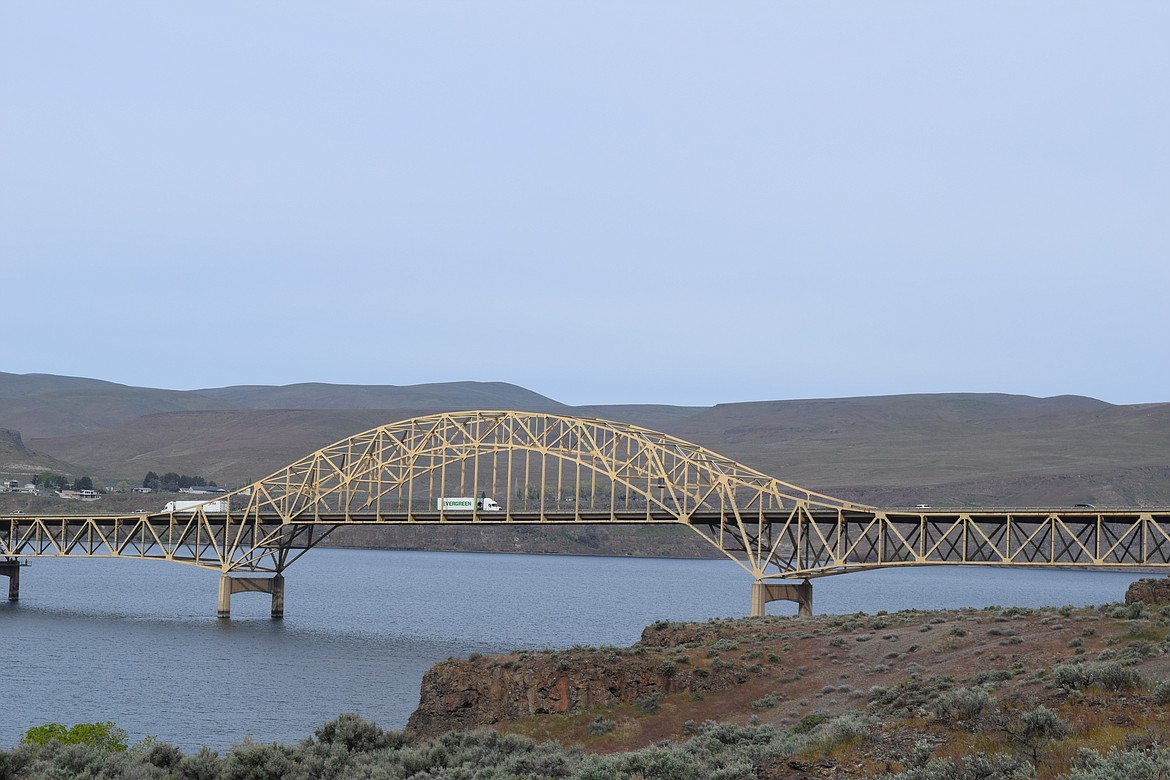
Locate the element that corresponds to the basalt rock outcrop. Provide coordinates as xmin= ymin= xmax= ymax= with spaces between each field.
xmin=406 ymin=640 xmax=750 ymax=737
xmin=1125 ymin=577 xmax=1170 ymax=605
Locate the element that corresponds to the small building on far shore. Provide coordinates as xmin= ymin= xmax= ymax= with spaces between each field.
xmin=184 ymin=485 xmax=226 ymax=495
xmin=59 ymin=489 xmax=101 ymax=501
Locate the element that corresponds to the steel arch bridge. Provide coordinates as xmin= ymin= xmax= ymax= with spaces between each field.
xmin=3 ymin=410 xmax=1170 ymax=617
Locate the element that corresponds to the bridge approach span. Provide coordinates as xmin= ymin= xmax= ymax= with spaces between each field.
xmin=2 ymin=410 xmax=1168 ymax=616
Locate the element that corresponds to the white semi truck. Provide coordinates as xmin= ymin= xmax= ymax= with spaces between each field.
xmin=163 ymin=499 xmax=227 ymax=513
xmin=436 ymin=497 xmax=501 ymax=512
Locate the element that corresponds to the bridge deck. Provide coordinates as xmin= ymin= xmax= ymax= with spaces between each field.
xmin=6 ymin=507 xmax=1169 ymax=523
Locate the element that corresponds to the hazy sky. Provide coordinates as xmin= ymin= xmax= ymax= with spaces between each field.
xmin=2 ymin=3 xmax=1166 ymax=406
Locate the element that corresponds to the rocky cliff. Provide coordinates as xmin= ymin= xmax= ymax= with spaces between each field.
xmin=1125 ymin=576 xmax=1170 ymax=605
xmin=404 ymin=603 xmax=1170 ymax=755
xmin=406 ymin=623 xmax=754 ymax=736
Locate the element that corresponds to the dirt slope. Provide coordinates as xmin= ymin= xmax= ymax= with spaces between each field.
xmin=406 ymin=590 xmax=1170 ymax=778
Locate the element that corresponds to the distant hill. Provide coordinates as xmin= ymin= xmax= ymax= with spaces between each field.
xmin=2 ymin=373 xmax=1169 ymax=509
xmin=662 ymin=394 xmax=1170 ymax=496
xmin=30 ymin=409 xmax=445 ymax=486
xmin=193 ymin=381 xmax=566 ymax=413
xmin=0 ymin=428 xmax=78 ymax=477
xmin=572 ymin=404 xmax=708 ymax=433
xmin=0 ymin=372 xmax=234 ymax=439
xmin=578 ymin=393 xmax=1168 ymax=507
xmin=0 ymin=373 xmax=563 ymax=440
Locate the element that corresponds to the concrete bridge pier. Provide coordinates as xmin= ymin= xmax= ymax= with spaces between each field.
xmin=1 ymin=558 xmax=21 ymax=601
xmin=751 ymin=579 xmax=812 ymax=618
xmin=217 ymin=574 xmax=285 ymax=619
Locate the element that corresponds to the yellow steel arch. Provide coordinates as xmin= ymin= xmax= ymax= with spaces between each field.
xmin=233 ymin=409 xmax=874 ymax=580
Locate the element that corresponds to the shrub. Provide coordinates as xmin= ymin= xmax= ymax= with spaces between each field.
xmin=1052 ymin=662 xmax=1093 ymax=692
xmin=142 ymin=740 xmax=184 ymax=770
xmin=1092 ymin=662 xmax=1145 ymax=692
xmin=1154 ymin=679 xmax=1170 ymax=704
xmin=588 ymin=716 xmax=616 ymax=736
xmin=310 ymin=713 xmax=404 ymax=753
xmin=883 ymin=751 xmax=1034 ymax=779
xmin=20 ymin=721 xmax=129 ymax=752
xmin=222 ymin=740 xmax=296 ymax=780
xmin=1054 ymin=661 xmax=1144 ymax=693
xmin=791 ymin=712 xmax=831 ymax=734
xmin=969 ymin=669 xmax=1012 ymax=686
xmin=1012 ymin=705 xmax=1070 ymax=766
xmin=31 ymin=742 xmax=137 ymax=778
xmin=931 ymin=687 xmax=993 ymax=725
xmin=1067 ymin=745 xmax=1170 ymax=779
xmin=867 ymin=676 xmax=957 ymax=717
xmin=178 ymin=746 xmax=222 ymax=780
xmin=581 ymin=743 xmax=700 ymax=780
xmin=751 ymin=693 xmax=780 ymax=711
xmin=822 ymin=712 xmax=871 ymax=747
xmin=1117 ymin=640 xmax=1159 ymax=663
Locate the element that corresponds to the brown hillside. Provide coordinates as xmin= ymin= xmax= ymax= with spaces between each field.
xmin=0 ymin=428 xmax=79 ymax=478
xmin=405 ymin=597 xmax=1170 ymax=779
xmin=0 ymin=374 xmax=564 ymax=441
xmin=6 ymin=376 xmax=1170 ymax=508
xmin=0 ymin=372 xmax=232 ymax=439
xmin=661 ymin=394 xmax=1170 ymax=506
xmin=28 ymin=409 xmax=438 ymax=486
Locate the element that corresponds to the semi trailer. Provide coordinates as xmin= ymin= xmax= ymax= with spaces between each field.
xmin=163 ymin=499 xmax=227 ymax=513
xmin=435 ymin=497 xmax=501 ymax=512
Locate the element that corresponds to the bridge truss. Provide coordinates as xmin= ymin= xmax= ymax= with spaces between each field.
xmin=3 ymin=411 xmax=1169 ymax=615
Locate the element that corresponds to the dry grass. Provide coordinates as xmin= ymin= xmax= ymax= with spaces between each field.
xmin=452 ymin=603 xmax=1170 ymax=777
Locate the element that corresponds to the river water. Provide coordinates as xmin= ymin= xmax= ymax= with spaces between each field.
xmin=0 ymin=549 xmax=1152 ymax=749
